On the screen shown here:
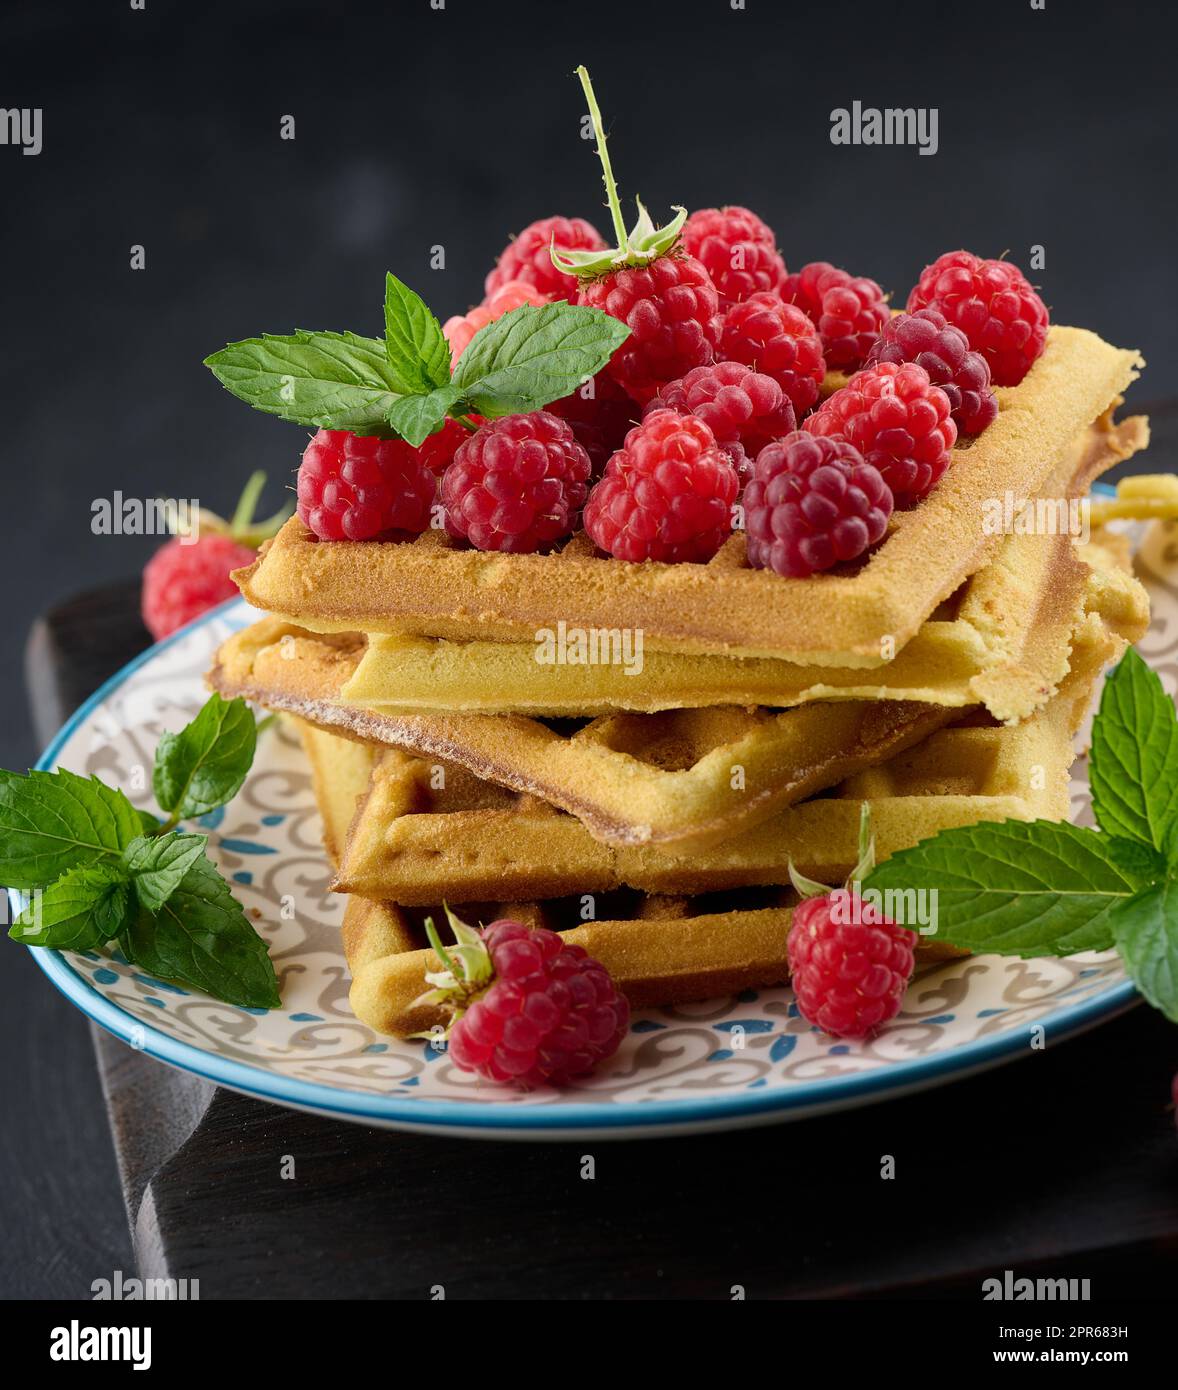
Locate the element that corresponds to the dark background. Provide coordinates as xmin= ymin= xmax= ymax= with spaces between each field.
xmin=1 ymin=0 xmax=1176 ymax=1297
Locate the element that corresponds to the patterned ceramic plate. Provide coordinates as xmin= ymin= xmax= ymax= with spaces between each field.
xmin=18 ymin=517 xmax=1178 ymax=1139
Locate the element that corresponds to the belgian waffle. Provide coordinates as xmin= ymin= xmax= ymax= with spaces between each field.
xmin=250 ymin=646 xmax=954 ymax=849
xmin=331 ymin=619 xmax=1112 ymax=906
xmin=337 ymin=418 xmax=1149 ymax=720
xmin=234 ymin=327 xmax=1143 ymax=665
xmin=294 ymin=721 xmax=967 ymax=1038
xmin=211 ymin=518 xmax=1145 ymax=847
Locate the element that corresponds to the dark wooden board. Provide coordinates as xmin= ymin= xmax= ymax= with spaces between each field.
xmin=21 ymin=565 xmax=1178 ymax=1301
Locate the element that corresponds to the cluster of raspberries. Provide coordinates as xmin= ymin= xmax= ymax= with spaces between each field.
xmin=295 ymin=215 xmax=1049 ymax=577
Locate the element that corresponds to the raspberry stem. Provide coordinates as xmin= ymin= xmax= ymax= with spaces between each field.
xmin=576 ymin=65 xmax=628 ymax=250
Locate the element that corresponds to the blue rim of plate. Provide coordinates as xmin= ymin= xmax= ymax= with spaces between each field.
xmin=18 ymin=494 xmax=1141 ymax=1133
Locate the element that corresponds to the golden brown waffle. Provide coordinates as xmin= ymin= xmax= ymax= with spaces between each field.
xmin=235 ymin=326 xmax=1143 ymax=665
xmin=217 ymin=624 xmax=953 ymax=849
xmin=332 ymin=619 xmax=1112 ymax=908
xmin=293 ymin=723 xmax=967 ymax=1038
xmin=211 ymin=517 xmax=1145 ymax=847
xmin=337 ymin=419 xmax=1149 ymax=721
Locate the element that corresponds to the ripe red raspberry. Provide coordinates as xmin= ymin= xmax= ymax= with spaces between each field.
xmin=682 ymin=205 xmax=787 ymax=308
xmin=429 ymin=914 xmax=629 ymax=1089
xmin=141 ymin=470 xmax=291 ymax=639
xmin=782 ymin=261 xmax=889 ymax=371
xmin=804 ymin=361 xmax=956 ymax=508
xmin=583 ymin=409 xmax=739 ymax=563
xmin=484 ymin=215 xmax=607 ymax=303
xmin=414 ymin=416 xmax=471 ymax=475
xmin=578 ymin=253 xmax=721 ymax=405
xmin=141 ymin=533 xmax=257 ymax=641
xmin=788 ymin=890 xmax=917 ymax=1038
xmin=297 ymin=430 xmax=436 ymax=541
xmin=717 ymin=293 xmax=826 ymax=418
xmin=865 ymin=308 xmax=998 ymax=436
xmin=743 ymin=432 xmax=892 ymax=578
xmin=546 ymin=368 xmax=637 ymax=475
xmin=644 ymin=361 xmax=796 ymax=473
xmin=441 ymin=411 xmax=591 ymax=553
xmin=906 ymin=250 xmax=1049 ymax=386
xmin=443 ymin=280 xmax=548 ymax=362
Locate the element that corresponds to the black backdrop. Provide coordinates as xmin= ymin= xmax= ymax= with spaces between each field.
xmin=2 ymin=0 xmax=1176 ymax=764
xmin=1 ymin=0 xmax=1177 ymax=1301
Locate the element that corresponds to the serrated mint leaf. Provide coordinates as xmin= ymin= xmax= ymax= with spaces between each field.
xmin=1109 ymin=881 xmax=1178 ymax=1022
xmin=204 ymin=331 xmax=403 ymax=436
xmin=1090 ymin=647 xmax=1178 ymax=849
xmin=450 ymin=302 xmax=629 ymax=418
xmin=383 ymin=273 xmax=451 ymax=395
xmin=863 ymin=819 xmax=1140 ymax=957
xmin=387 ymin=385 xmax=460 ymax=448
xmin=1102 ymin=834 xmax=1167 ymax=889
xmin=119 ymin=855 xmax=280 ymax=1009
xmin=0 ymin=768 xmax=142 ymax=890
xmin=153 ymin=695 xmax=256 ymax=820
xmin=123 ymin=831 xmax=208 ymax=913
xmin=9 ymin=863 xmax=130 ymax=949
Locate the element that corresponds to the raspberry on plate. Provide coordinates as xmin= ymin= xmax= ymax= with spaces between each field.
xmin=682 ymin=205 xmax=788 ymax=308
xmin=420 ymin=909 xmax=629 ymax=1090
xmin=782 ymin=261 xmax=889 ymax=371
xmin=804 ymin=360 xmax=956 ymax=508
xmin=443 ymin=280 xmax=549 ymax=362
xmin=484 ymin=215 xmax=607 ymax=303
xmin=546 ymin=367 xmax=638 ymax=475
xmin=788 ymin=890 xmax=917 ymax=1039
xmin=441 ymin=410 xmax=591 ymax=553
xmin=142 ymin=533 xmax=258 ymax=642
xmin=865 ymin=307 xmax=998 ymax=436
xmin=785 ymin=804 xmax=918 ymax=1039
xmin=297 ymin=430 xmax=437 ymax=541
xmin=583 ymin=409 xmax=739 ymax=563
xmin=716 ymin=292 xmax=826 ymax=418
xmin=744 ymin=431 xmax=892 ymax=578
xmin=906 ymin=249 xmax=1049 ymax=386
xmin=141 ymin=469 xmax=293 ymax=640
xmin=644 ymin=361 xmax=796 ymax=472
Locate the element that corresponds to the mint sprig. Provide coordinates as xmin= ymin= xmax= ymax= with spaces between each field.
xmin=863 ymin=649 xmax=1178 ymax=1021
xmin=153 ymin=692 xmax=256 ymax=823
xmin=5 ymin=695 xmax=280 ymax=1009
xmin=204 ymin=273 xmax=630 ymax=450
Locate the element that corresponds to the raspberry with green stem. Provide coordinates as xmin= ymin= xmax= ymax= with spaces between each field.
xmin=554 ymin=66 xmax=720 ymax=404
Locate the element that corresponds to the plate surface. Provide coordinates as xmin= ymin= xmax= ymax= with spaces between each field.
xmin=20 ymin=518 xmax=1178 ymax=1139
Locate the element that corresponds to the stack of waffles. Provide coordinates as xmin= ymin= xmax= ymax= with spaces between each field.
xmin=209 ymin=325 xmax=1154 ymax=1037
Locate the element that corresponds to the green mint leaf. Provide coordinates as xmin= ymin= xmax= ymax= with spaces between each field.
xmin=204 ymin=331 xmax=403 ymax=436
xmin=153 ymin=695 xmax=257 ymax=820
xmin=387 ymin=385 xmax=460 ymax=448
xmin=1090 ymin=648 xmax=1178 ymax=849
xmin=1103 ymin=834 xmax=1167 ymax=889
xmin=0 ymin=768 xmax=142 ymax=890
xmin=1109 ymin=881 xmax=1178 ymax=1022
xmin=123 ymin=831 xmax=208 ymax=913
xmin=119 ymin=855 xmax=280 ymax=1009
xmin=9 ymin=863 xmax=130 ymax=949
xmin=450 ymin=302 xmax=629 ymax=418
xmin=863 ymin=819 xmax=1142 ymax=957
xmin=383 ymin=273 xmax=451 ymax=395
